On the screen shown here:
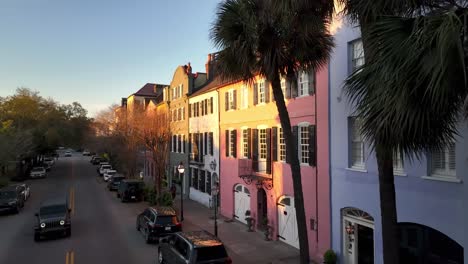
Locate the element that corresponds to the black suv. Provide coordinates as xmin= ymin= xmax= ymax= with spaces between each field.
xmin=117 ymin=180 xmax=144 ymax=202
xmin=158 ymin=231 xmax=232 ymax=264
xmin=0 ymin=185 xmax=25 ymax=214
xmin=34 ymin=197 xmax=71 ymax=241
xmin=107 ymin=175 xmax=125 ymax=191
xmin=136 ymin=206 xmax=182 ymax=243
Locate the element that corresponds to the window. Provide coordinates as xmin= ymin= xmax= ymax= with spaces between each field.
xmin=350 ymin=117 xmax=365 ymax=168
xmin=351 ymin=39 xmax=365 ymax=72
xmin=299 ymin=126 xmax=310 ymax=164
xmin=258 ymin=81 xmax=266 ymax=103
xmin=206 ymin=171 xmax=211 ymax=195
xmin=242 ymin=129 xmax=249 ymax=158
xmin=298 ymin=71 xmax=309 ymax=96
xmin=177 ymin=135 xmax=182 ymax=153
xmin=199 ymin=170 xmax=206 ymax=193
xmin=227 ymin=90 xmax=236 ymax=110
xmin=280 ymin=78 xmax=286 ymax=98
xmin=431 ymin=143 xmax=456 ymax=178
xmin=192 ymin=168 xmax=199 ymax=189
xmin=241 ymin=85 xmax=248 ymax=109
xmin=181 ymin=107 xmax=185 ymax=120
xmin=259 ymin=129 xmax=267 ymax=159
xmin=178 ymin=84 xmax=183 ymax=99
xmin=279 ymin=128 xmax=286 ymax=161
xmin=182 ymin=135 xmax=185 ymax=153
xmin=393 ymin=151 xmax=404 ymax=173
xmin=172 ymin=135 xmax=176 ymax=152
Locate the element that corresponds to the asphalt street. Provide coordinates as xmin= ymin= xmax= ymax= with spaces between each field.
xmin=0 ymin=153 xmax=175 ymax=264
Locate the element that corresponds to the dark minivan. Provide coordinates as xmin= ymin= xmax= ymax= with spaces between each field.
xmin=136 ymin=206 xmax=182 ymax=243
xmin=117 ymin=180 xmax=144 ymax=202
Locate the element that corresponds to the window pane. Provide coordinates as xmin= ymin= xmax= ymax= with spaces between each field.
xmin=279 ymin=128 xmax=286 ymax=161
xmin=259 ymin=81 xmax=265 ymax=103
xmin=199 ymin=170 xmax=206 ymax=193
xmin=242 ymin=129 xmax=249 ymax=158
xmin=350 ymin=117 xmax=364 ymax=167
xmin=259 ymin=129 xmax=267 ymax=159
xmin=300 ymin=126 xmax=309 ymax=164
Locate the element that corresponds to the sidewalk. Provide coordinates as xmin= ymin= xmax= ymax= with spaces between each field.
xmin=174 ymin=197 xmax=316 ymax=264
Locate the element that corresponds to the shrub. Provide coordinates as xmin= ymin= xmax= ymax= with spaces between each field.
xmin=157 ymin=191 xmax=173 ymax=206
xmin=323 ymin=249 xmax=337 ymax=264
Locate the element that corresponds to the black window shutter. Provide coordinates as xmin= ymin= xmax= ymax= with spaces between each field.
xmin=308 ymin=71 xmax=315 ymax=95
xmin=233 ymin=90 xmax=237 ymax=110
xmin=232 ymin=130 xmax=237 ymax=158
xmin=188 ymin=104 xmax=191 ymax=118
xmin=252 ymin=129 xmax=258 ymax=171
xmin=309 ymin=125 xmax=316 ymax=166
xmin=272 ymin=127 xmax=278 ymax=162
xmin=209 ymin=132 xmax=214 ymax=155
xmin=204 ymin=132 xmax=208 ymax=156
xmin=195 ymin=133 xmax=199 ymax=161
xmin=287 ymin=126 xmax=299 ymax=164
xmin=286 ymin=80 xmax=291 ymax=99
xmin=205 ymin=99 xmax=208 ymax=115
xmin=266 ymin=128 xmax=272 ymax=174
xmin=253 ymin=83 xmax=258 ymax=105
xmin=291 ymin=75 xmax=298 ymax=98
xmin=210 ymin=97 xmax=213 ymax=114
xmin=199 ymin=133 xmax=204 ymax=161
xmin=225 ymin=92 xmax=229 ymax=111
xmin=225 ymin=130 xmax=229 ymax=157
xmin=264 ymin=81 xmax=270 ymax=103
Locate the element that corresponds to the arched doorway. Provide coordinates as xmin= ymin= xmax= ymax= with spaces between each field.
xmin=277 ymin=195 xmax=299 ymax=248
xmin=257 ymin=188 xmax=267 ymax=229
xmin=342 ymin=207 xmax=374 ymax=264
xmin=233 ymin=184 xmax=250 ymax=224
xmin=399 ymin=223 xmax=463 ymax=264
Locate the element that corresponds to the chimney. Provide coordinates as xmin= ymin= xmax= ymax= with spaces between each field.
xmin=205 ymin=54 xmax=213 ymax=81
xmin=187 ymin=62 xmax=192 ymax=74
xmin=153 ymin=84 xmax=157 ymax=94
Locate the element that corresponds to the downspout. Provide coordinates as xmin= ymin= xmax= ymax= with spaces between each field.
xmin=327 ymin=61 xmax=333 ymax=250
xmin=315 ymin=71 xmax=319 ymax=246
xmin=217 ymin=89 xmax=222 ymax=213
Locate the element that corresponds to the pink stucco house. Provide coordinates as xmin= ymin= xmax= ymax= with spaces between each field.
xmin=217 ymin=66 xmax=330 ymax=260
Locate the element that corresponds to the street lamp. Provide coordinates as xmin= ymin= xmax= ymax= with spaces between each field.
xmin=177 ymin=162 xmax=185 ymax=221
xmin=212 ymin=182 xmax=219 ymax=237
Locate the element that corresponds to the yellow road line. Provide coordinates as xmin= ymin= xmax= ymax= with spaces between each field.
xmin=65 ymin=251 xmax=75 ymax=264
xmin=69 ymin=188 xmax=75 ymax=215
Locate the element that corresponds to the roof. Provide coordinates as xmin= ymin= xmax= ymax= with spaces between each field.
xmin=180 ymin=231 xmax=223 ymax=248
xmin=122 ymin=179 xmax=143 ymax=183
xmin=152 ymin=206 xmax=176 ymax=216
xmin=0 ymin=185 xmax=19 ymax=191
xmin=40 ymin=197 xmax=68 ymax=207
xmin=133 ymin=83 xmax=167 ymax=97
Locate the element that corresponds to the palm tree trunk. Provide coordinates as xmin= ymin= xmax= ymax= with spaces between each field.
xmin=375 ymin=144 xmax=399 ymax=264
xmin=270 ymin=72 xmax=310 ymax=264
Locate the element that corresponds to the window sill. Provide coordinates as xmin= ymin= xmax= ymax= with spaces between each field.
xmin=421 ymin=175 xmax=462 ymax=183
xmin=346 ymin=167 xmax=368 ymax=173
xmin=394 ymin=171 xmax=407 ymax=177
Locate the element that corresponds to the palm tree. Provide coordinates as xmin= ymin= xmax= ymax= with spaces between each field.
xmin=340 ymin=1 xmax=467 ymax=263
xmin=211 ymin=0 xmax=334 ymax=262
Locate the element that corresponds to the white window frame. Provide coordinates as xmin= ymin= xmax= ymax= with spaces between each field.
xmin=241 ymin=85 xmax=248 ymax=109
xmin=259 ymin=129 xmax=267 ymax=160
xmin=298 ymin=71 xmax=309 ymax=97
xmin=228 ymin=89 xmax=235 ymax=110
xmin=393 ymin=151 xmax=405 ymax=176
xmin=279 ymin=127 xmax=286 ymax=161
xmin=258 ymin=80 xmax=266 ymax=104
xmin=280 ymin=78 xmax=286 ymax=98
xmin=350 ymin=117 xmax=365 ymax=169
xmin=242 ymin=129 xmax=249 ymax=158
xmin=431 ymin=143 xmax=456 ymax=179
xmin=298 ymin=125 xmax=310 ymax=164
xmin=351 ymin=39 xmax=365 ymax=72
xmin=229 ymin=130 xmax=235 ymax=157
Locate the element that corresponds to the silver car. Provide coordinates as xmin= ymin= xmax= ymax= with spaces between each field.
xmin=30 ymin=167 xmax=46 ymax=178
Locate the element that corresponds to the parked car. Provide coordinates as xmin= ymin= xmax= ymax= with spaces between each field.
xmin=99 ymin=164 xmax=112 ymax=176
xmin=90 ymin=156 xmax=102 ymax=164
xmin=34 ymin=197 xmax=71 ymax=241
xmin=107 ymin=175 xmax=125 ymax=191
xmin=64 ymin=151 xmax=72 ymax=157
xmin=44 ymin=157 xmax=55 ymax=167
xmin=14 ymin=183 xmax=30 ymax=201
xmin=136 ymin=206 xmax=182 ymax=243
xmin=82 ymin=150 xmax=90 ymax=156
xmin=117 ymin=180 xmax=144 ymax=202
xmin=157 ymin=231 xmax=232 ymax=264
xmin=0 ymin=185 xmax=26 ymax=214
xmin=30 ymin=167 xmax=46 ymax=179
xmin=103 ymin=170 xmax=117 ymax=182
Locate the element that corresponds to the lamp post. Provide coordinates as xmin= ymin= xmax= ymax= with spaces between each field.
xmin=177 ymin=162 xmax=185 ymax=221
xmin=212 ymin=182 xmax=219 ymax=237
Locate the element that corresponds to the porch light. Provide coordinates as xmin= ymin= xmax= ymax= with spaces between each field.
xmin=345 ymin=223 xmax=355 ymax=235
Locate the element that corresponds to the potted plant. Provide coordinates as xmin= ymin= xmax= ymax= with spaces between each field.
xmin=262 ymin=217 xmax=272 ymax=241
xmin=323 ymin=249 xmax=337 ymax=264
xmin=244 ymin=210 xmax=254 ymax=232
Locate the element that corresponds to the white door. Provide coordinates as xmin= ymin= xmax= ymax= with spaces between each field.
xmin=277 ymin=196 xmax=299 ymax=248
xmin=234 ymin=184 xmax=250 ymax=224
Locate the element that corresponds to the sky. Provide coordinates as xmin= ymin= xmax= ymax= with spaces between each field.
xmin=0 ymin=0 xmax=220 ymax=116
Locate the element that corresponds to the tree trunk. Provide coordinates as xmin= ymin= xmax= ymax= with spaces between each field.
xmin=375 ymin=144 xmax=399 ymax=264
xmin=270 ymin=72 xmax=310 ymax=263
